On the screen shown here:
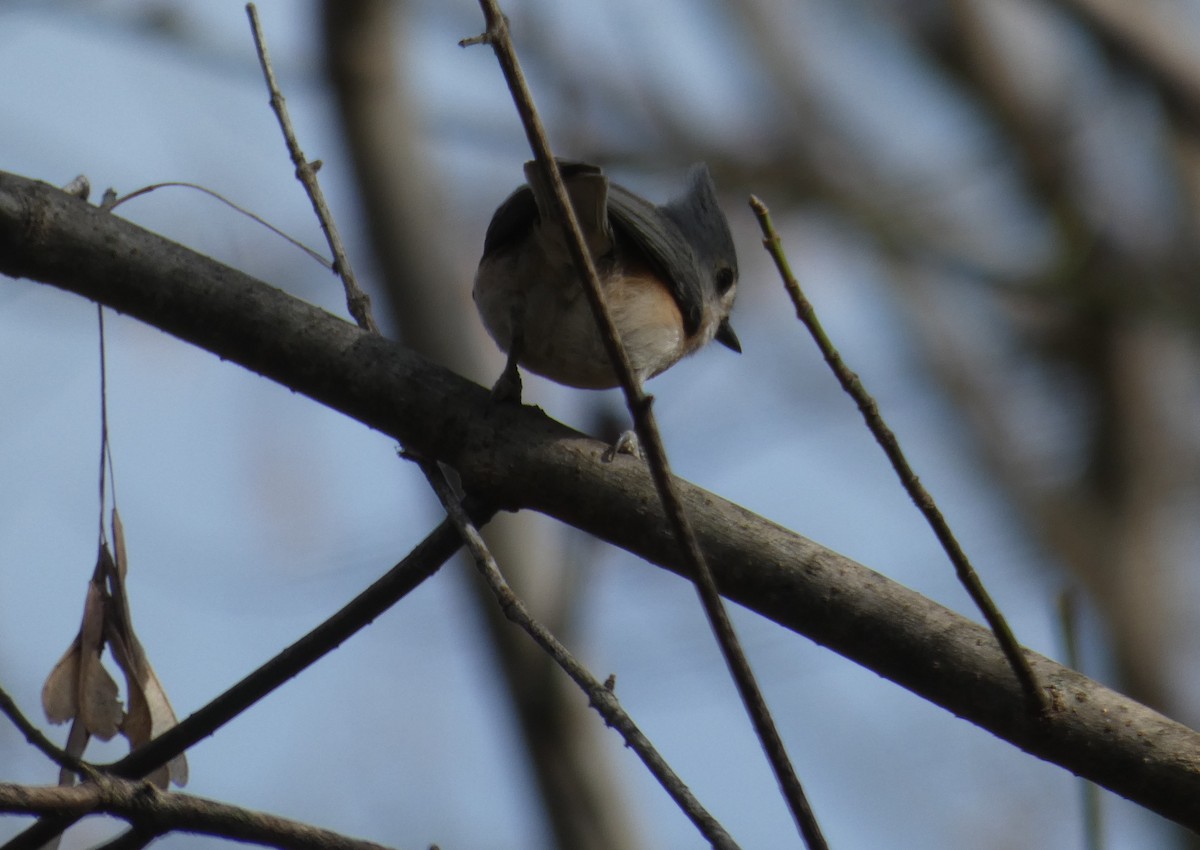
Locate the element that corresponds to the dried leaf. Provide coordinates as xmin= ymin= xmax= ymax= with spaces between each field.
xmin=108 ymin=628 xmax=146 ymax=733
xmin=142 ymin=764 xmax=171 ymax=791
xmin=80 ymin=559 xmax=108 ymax=654
xmin=42 ymin=547 xmax=125 ymax=740
xmin=42 ymin=636 xmax=82 ymax=724
xmin=105 ymin=524 xmax=189 ymax=788
xmin=80 ymin=555 xmax=123 ymax=739
xmin=111 ymin=628 xmax=188 ymax=787
xmin=111 ymin=508 xmax=127 ymax=583
xmin=79 ymin=646 xmax=122 ymax=740
xmin=140 ymin=658 xmax=188 ymax=787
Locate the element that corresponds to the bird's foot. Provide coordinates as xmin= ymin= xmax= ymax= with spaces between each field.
xmin=601 ymin=430 xmax=641 ymax=462
xmin=490 ymin=356 xmax=523 ymax=405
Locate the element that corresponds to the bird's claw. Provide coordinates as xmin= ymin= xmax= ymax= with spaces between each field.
xmin=602 ymin=430 xmax=641 ymax=462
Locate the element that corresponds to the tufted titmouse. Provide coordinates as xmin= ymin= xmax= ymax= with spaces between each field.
xmin=473 ymin=160 xmax=740 ymax=395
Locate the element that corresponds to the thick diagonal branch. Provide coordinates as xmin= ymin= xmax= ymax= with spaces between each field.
xmin=2 ymin=170 xmax=1200 ymax=831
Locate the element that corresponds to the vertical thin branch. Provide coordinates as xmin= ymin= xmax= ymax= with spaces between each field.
xmin=750 ymin=195 xmax=1045 ymax=716
xmin=97 ymin=305 xmax=109 ymax=544
xmin=246 ymin=3 xmax=378 ymax=334
xmin=461 ymin=6 xmax=828 ymax=848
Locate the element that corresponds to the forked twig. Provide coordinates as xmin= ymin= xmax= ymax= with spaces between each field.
xmin=417 ymin=458 xmax=741 ymax=850
xmin=749 ymin=195 xmax=1045 ymax=715
xmin=462 ymin=5 xmax=828 ymax=847
xmin=246 ymin=3 xmax=377 ymax=334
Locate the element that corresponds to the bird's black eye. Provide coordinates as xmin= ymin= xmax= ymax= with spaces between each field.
xmin=715 ymin=266 xmax=735 ymax=294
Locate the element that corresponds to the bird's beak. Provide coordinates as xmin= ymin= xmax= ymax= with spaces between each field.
xmin=716 ymin=318 xmax=741 ymax=353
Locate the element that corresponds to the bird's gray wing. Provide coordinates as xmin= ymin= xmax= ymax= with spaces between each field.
xmin=483 ymin=160 xmax=610 ymax=258
xmin=607 ymin=183 xmax=704 ymax=336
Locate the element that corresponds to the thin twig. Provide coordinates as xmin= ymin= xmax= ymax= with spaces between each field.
xmin=460 ymin=6 xmax=827 ymax=847
xmin=1 ymin=514 xmax=482 ymax=850
xmin=416 ymin=457 xmax=741 ymax=850
xmin=113 ymin=517 xmax=483 ymax=779
xmin=246 ymin=3 xmax=378 ymax=333
xmin=0 ymin=686 xmax=98 ymax=782
xmin=749 ymin=194 xmax=1046 ymax=715
xmin=107 ymin=182 xmax=332 ymax=268
xmin=98 ymin=304 xmax=111 ymax=545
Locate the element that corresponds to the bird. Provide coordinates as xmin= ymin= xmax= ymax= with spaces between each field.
xmin=473 ymin=159 xmax=740 ymax=402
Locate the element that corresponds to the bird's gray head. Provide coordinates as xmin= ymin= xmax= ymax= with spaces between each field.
xmin=664 ymin=164 xmax=740 ymax=351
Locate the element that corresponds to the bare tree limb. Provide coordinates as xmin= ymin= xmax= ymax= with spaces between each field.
xmin=246 ymin=2 xmax=377 ymax=333
xmin=2 ymin=170 xmax=1200 ymax=830
xmin=0 ymin=780 xmax=397 ymax=850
